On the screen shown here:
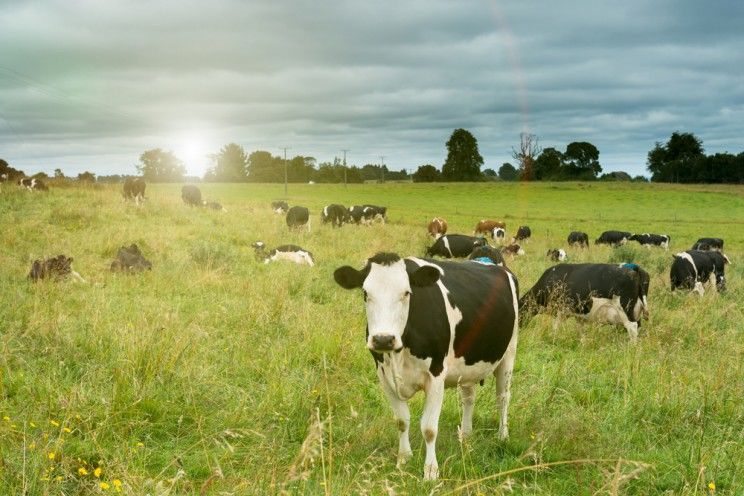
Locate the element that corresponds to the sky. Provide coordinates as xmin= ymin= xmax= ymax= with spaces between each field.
xmin=0 ymin=0 xmax=742 ymax=178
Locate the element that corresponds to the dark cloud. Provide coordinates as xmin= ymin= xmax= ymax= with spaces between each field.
xmin=0 ymin=0 xmax=742 ymax=177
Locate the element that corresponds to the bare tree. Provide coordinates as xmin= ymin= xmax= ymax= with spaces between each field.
xmin=512 ymin=133 xmax=541 ymax=181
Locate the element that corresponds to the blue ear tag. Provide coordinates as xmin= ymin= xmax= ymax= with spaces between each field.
xmin=620 ymin=263 xmax=639 ymax=271
xmin=472 ymin=257 xmax=495 ymax=265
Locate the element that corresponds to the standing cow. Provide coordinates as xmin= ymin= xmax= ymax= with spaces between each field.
xmin=595 ymin=230 xmax=632 ymax=247
xmin=670 ymin=250 xmax=729 ymax=295
xmin=333 ymin=253 xmax=519 ymax=480
xmin=18 ymin=178 xmax=49 ymax=191
xmin=512 ymin=225 xmax=531 ymax=243
xmin=123 ymin=178 xmax=146 ymax=204
xmin=321 ymin=204 xmax=348 ymax=228
xmin=473 ymin=219 xmax=506 ymax=239
xmin=691 ymin=238 xmax=724 ymax=252
xmin=427 ymin=217 xmax=448 ymax=239
xmin=427 ymin=234 xmax=486 ymax=258
xmin=286 ymin=206 xmax=310 ymax=231
xmin=567 ymin=231 xmax=589 ymax=248
xmin=630 ymin=233 xmax=670 ymax=250
xmin=181 ymin=185 xmax=202 ymax=206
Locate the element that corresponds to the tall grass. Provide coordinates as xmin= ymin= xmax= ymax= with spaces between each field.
xmin=0 ymin=182 xmax=742 ymax=494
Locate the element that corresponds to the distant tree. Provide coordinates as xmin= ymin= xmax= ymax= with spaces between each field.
xmin=136 ymin=149 xmax=186 ymax=182
xmin=97 ymin=175 xmax=126 ymax=183
xmin=633 ymin=175 xmax=649 ymax=182
xmin=599 ymin=171 xmax=632 ymax=181
xmin=483 ymin=168 xmax=497 ymax=177
xmin=32 ymin=172 xmax=49 ymax=180
xmin=647 ymin=132 xmax=705 ymax=182
xmin=412 ymin=164 xmax=442 ymax=182
xmin=54 ymin=168 xmax=65 ymax=178
xmin=287 ymin=156 xmax=316 ymax=183
xmin=246 ymin=151 xmax=283 ymax=182
xmin=563 ymin=141 xmax=602 ymax=178
xmin=0 ymin=158 xmax=24 ymax=182
xmin=206 ymin=143 xmax=249 ymax=182
xmin=442 ymin=129 xmax=484 ymax=181
xmin=77 ymin=171 xmax=96 ymax=182
xmin=533 ymin=148 xmax=564 ymax=180
xmin=513 ymin=133 xmax=541 ymax=181
xmin=498 ymin=163 xmax=518 ymax=181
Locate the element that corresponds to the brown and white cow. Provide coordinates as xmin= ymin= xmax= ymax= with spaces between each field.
xmin=427 ymin=217 xmax=448 ymax=239
xmin=473 ymin=219 xmax=506 ymax=239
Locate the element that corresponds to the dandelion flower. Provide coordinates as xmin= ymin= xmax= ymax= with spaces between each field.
xmin=78 ymin=467 xmax=89 ymax=476
xmin=55 ymin=475 xmax=63 ymax=482
xmin=62 ymin=427 xmax=72 ymax=433
xmin=136 ymin=442 xmax=144 ymax=448
xmin=2 ymin=416 xmax=9 ymax=421
xmin=113 ymin=479 xmax=122 ymax=488
xmin=50 ymin=420 xmax=60 ymax=427
xmin=47 ymin=452 xmax=56 ymax=460
xmin=30 ymin=421 xmax=37 ymax=428
xmin=100 ymin=481 xmax=110 ymax=490
xmin=94 ymin=467 xmax=102 ymax=478
xmin=709 ymin=482 xmax=716 ymax=491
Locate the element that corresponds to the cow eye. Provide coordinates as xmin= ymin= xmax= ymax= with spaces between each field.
xmin=363 ymin=290 xmax=368 ymax=301
xmin=404 ymin=290 xmax=411 ymax=298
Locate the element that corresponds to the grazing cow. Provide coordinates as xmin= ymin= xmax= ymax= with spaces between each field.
xmin=321 ymin=204 xmax=348 ymax=228
xmin=427 ymin=217 xmax=448 ymax=239
xmin=28 ymin=255 xmax=85 ymax=282
xmin=670 ymin=250 xmax=729 ymax=295
xmin=271 ymin=200 xmax=289 ymax=214
xmin=473 ymin=219 xmax=506 ymax=238
xmin=630 ymin=233 xmax=670 ymax=250
xmin=468 ymin=245 xmax=505 ymax=266
xmin=520 ymin=263 xmax=650 ymax=341
xmin=546 ymin=248 xmax=567 ymax=262
xmin=427 ymin=234 xmax=486 ymax=258
xmin=252 ymin=241 xmax=314 ymax=266
xmin=111 ymin=244 xmax=152 ymax=272
xmin=512 ymin=226 xmax=531 ymax=243
xmin=501 ymin=244 xmax=525 ymax=257
xmin=691 ymin=238 xmax=724 ymax=252
xmin=567 ymin=231 xmax=589 ymax=248
xmin=595 ymin=230 xmax=632 ymax=247
xmin=286 ymin=206 xmax=310 ymax=230
xmin=333 ymin=252 xmax=519 ymax=480
xmin=181 ymin=185 xmax=202 ymax=206
xmin=123 ymin=178 xmax=146 ymax=204
xmin=362 ymin=204 xmax=387 ymax=224
xmin=493 ymin=227 xmax=506 ymax=244
xmin=347 ymin=205 xmax=365 ymax=224
xmin=18 ymin=178 xmax=49 ymax=191
xmin=204 ymin=201 xmax=227 ymax=212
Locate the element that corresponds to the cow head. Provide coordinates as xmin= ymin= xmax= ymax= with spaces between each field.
xmin=334 ymin=253 xmax=441 ymax=352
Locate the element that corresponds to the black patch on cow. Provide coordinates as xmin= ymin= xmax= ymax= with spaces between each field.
xmin=671 ymin=250 xmax=727 ymax=292
xmin=567 ymin=231 xmax=589 ymax=247
xmin=691 ymin=238 xmax=724 ymax=251
xmin=368 ymin=252 xmax=401 ymax=266
xmin=286 ymin=206 xmax=310 ymax=227
xmin=111 ymin=244 xmax=152 ymax=272
xmin=427 ymin=234 xmax=486 ymax=258
xmin=28 ymin=255 xmax=73 ymax=281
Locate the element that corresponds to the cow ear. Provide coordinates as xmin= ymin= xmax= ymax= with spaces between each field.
xmin=409 ymin=265 xmax=440 ymax=287
xmin=334 ymin=266 xmax=365 ymax=289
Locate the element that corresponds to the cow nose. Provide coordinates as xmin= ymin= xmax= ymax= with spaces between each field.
xmin=371 ymin=334 xmax=396 ymax=351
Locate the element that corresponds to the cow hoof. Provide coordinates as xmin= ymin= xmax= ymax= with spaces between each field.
xmin=423 ymin=463 xmax=439 ymax=480
xmin=396 ymin=450 xmax=412 ymax=468
xmin=498 ymin=426 xmax=509 ymax=440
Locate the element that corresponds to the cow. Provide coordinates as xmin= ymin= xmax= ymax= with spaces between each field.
xmin=123 ymin=178 xmax=146 ymax=204
xmin=204 ymin=201 xmax=227 ymax=212
xmin=512 ymin=225 xmax=531 ymax=243
xmin=286 ymin=206 xmax=310 ymax=231
xmin=595 ymin=230 xmax=632 ymax=247
xmin=670 ymin=250 xmax=729 ymax=295
xmin=28 ymin=255 xmax=85 ymax=283
xmin=546 ymin=248 xmax=566 ymax=262
xmin=333 ymin=252 xmax=519 ymax=480
xmin=427 ymin=234 xmax=486 ymax=258
xmin=468 ymin=245 xmax=505 ymax=266
xmin=520 ymin=263 xmax=650 ymax=341
xmin=493 ymin=227 xmax=506 ymax=244
xmin=181 ymin=185 xmax=202 ymax=206
xmin=427 ymin=217 xmax=448 ymax=239
xmin=691 ymin=238 xmax=724 ymax=252
xmin=321 ymin=204 xmax=348 ymax=228
xmin=567 ymin=231 xmax=589 ymax=248
xmin=629 ymin=233 xmax=670 ymax=250
xmin=501 ymin=244 xmax=525 ymax=257
xmin=473 ymin=219 xmax=506 ymax=239
xmin=111 ymin=244 xmax=152 ymax=272
xmin=347 ymin=205 xmax=366 ymax=224
xmin=18 ymin=178 xmax=49 ymax=191
xmin=362 ymin=204 xmax=387 ymax=224
xmin=271 ymin=200 xmax=289 ymax=214
xmin=252 ymin=241 xmax=314 ymax=266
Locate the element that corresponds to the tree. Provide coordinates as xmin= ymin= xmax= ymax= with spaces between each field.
xmin=247 ymin=151 xmax=283 ymax=182
xmin=412 ymin=164 xmax=442 ymax=182
xmin=206 ymin=143 xmax=249 ymax=182
xmin=0 ymin=159 xmax=24 ymax=182
xmin=564 ymin=142 xmax=602 ymax=178
xmin=32 ymin=172 xmax=49 ymax=180
xmin=136 ymin=149 xmax=186 ymax=182
xmin=483 ymin=168 xmax=497 ymax=178
xmin=77 ymin=171 xmax=96 ymax=182
xmin=512 ymin=133 xmax=541 ymax=181
xmin=498 ymin=163 xmax=518 ymax=181
xmin=54 ymin=168 xmax=65 ymax=178
xmin=533 ymin=148 xmax=564 ymax=180
xmin=442 ymin=129 xmax=483 ymax=181
xmin=647 ymin=132 xmax=704 ymax=182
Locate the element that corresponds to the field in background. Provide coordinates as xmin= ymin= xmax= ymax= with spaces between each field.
xmin=0 ymin=182 xmax=742 ymax=495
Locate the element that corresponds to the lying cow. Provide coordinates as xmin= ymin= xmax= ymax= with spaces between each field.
xmin=182 ymin=185 xmax=202 ymax=206
xmin=28 ymin=255 xmax=85 ymax=282
xmin=18 ymin=178 xmax=49 ymax=191
xmin=427 ymin=217 xmax=448 ymax=239
xmin=473 ymin=219 xmax=506 ymax=239
xmin=123 ymin=177 xmax=146 ymax=204
xmin=691 ymin=238 xmax=724 ymax=252
xmin=321 ymin=204 xmax=348 ymax=227
xmin=595 ymin=230 xmax=632 ymax=247
xmin=546 ymin=248 xmax=566 ymax=262
xmin=271 ymin=200 xmax=289 ymax=214
xmin=286 ymin=206 xmax=310 ymax=231
xmin=501 ymin=244 xmax=525 ymax=257
xmin=468 ymin=245 xmax=505 ymax=266
xmin=333 ymin=252 xmax=519 ymax=480
xmin=520 ymin=263 xmax=650 ymax=341
xmin=670 ymin=250 xmax=729 ymax=295
xmin=512 ymin=225 xmax=531 ymax=243
xmin=204 ymin=201 xmax=227 ymax=212
xmin=111 ymin=244 xmax=152 ymax=272
xmin=567 ymin=231 xmax=589 ymax=248
xmin=427 ymin=234 xmax=486 ymax=258
xmin=252 ymin=241 xmax=314 ymax=266
xmin=630 ymin=233 xmax=670 ymax=250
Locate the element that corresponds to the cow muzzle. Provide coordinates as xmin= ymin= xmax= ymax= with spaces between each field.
xmin=369 ymin=334 xmax=399 ymax=352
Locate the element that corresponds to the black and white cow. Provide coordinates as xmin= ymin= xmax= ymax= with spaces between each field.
xmin=567 ymin=231 xmax=589 ymax=248
xmin=629 ymin=233 xmax=670 ymax=250
xmin=363 ymin=204 xmax=387 ymax=224
xmin=286 ymin=206 xmax=310 ymax=230
xmin=347 ymin=205 xmax=366 ymax=224
xmin=512 ymin=225 xmax=531 ymax=243
xmin=426 ymin=234 xmax=487 ymax=258
xmin=28 ymin=255 xmax=85 ymax=282
xmin=333 ymin=253 xmax=519 ymax=480
xmin=501 ymin=243 xmax=525 ymax=257
xmin=520 ymin=263 xmax=650 ymax=341
xmin=18 ymin=178 xmax=49 ymax=191
xmin=595 ymin=230 xmax=632 ymax=247
xmin=181 ymin=185 xmax=202 ymax=206
xmin=691 ymin=238 xmax=724 ymax=252
xmin=204 ymin=201 xmax=227 ymax=212
xmin=111 ymin=244 xmax=152 ymax=272
xmin=321 ymin=204 xmax=348 ymax=228
xmin=670 ymin=250 xmax=729 ymax=295
xmin=252 ymin=241 xmax=314 ymax=266
xmin=546 ymin=248 xmax=567 ymax=262
xmin=468 ymin=245 xmax=506 ymax=266
xmin=271 ymin=200 xmax=289 ymax=214
xmin=123 ymin=177 xmax=146 ymax=204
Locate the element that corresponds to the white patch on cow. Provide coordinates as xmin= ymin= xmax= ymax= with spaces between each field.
xmin=675 ymin=251 xmax=698 ymax=280
xmin=493 ymin=227 xmax=505 ymax=243
xmin=363 ymin=260 xmax=412 ymax=351
xmin=269 ymin=250 xmax=314 ymax=267
xmin=583 ymin=296 xmax=637 ymax=341
xmin=557 ymin=249 xmax=566 ymax=261
xmin=494 ymin=270 xmax=519 ymax=438
xmin=323 ymin=205 xmax=329 ymax=219
xmin=70 ymin=270 xmax=87 ymax=284
xmin=442 ymin=236 xmax=453 ymax=257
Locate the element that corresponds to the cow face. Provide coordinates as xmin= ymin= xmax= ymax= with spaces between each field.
xmin=334 ymin=255 xmax=440 ymax=352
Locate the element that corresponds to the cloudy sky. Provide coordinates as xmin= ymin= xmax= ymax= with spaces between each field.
xmin=1 ymin=0 xmax=742 ymax=177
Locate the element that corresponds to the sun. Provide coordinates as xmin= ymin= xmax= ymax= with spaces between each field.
xmin=176 ymin=139 xmax=210 ymax=177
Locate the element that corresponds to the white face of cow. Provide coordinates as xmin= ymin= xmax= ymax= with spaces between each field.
xmin=362 ymin=260 xmax=411 ymax=351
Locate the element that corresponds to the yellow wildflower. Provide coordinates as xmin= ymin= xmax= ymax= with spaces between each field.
xmin=55 ymin=475 xmax=63 ymax=482
xmin=136 ymin=442 xmax=144 ymax=448
xmin=62 ymin=427 xmax=72 ymax=433
xmin=2 ymin=416 xmax=9 ymax=421
xmin=100 ymin=481 xmax=110 ymax=490
xmin=47 ymin=452 xmax=56 ymax=460
xmin=78 ymin=467 xmax=89 ymax=476
xmin=94 ymin=467 xmax=102 ymax=478
xmin=30 ymin=421 xmax=37 ymax=428
xmin=709 ymin=481 xmax=716 ymax=491
xmin=29 ymin=442 xmax=36 ymax=450
xmin=50 ymin=420 xmax=60 ymax=427
xmin=113 ymin=479 xmax=122 ymax=488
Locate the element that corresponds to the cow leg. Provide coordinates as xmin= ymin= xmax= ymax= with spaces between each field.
xmin=494 ymin=340 xmax=517 ymax=440
xmin=459 ymin=384 xmax=476 ymax=439
xmin=421 ymin=374 xmax=445 ymax=480
xmin=70 ymin=271 xmax=87 ymax=284
xmin=376 ymin=369 xmax=412 ymax=467
xmin=693 ymin=281 xmax=705 ymax=296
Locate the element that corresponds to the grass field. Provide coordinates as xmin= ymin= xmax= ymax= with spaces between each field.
xmin=1 ymin=181 xmax=743 ymax=495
